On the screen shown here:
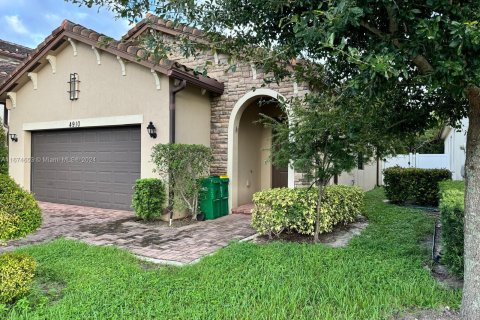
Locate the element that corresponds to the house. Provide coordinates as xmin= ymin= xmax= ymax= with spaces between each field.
xmin=441 ymin=118 xmax=468 ymax=180
xmin=0 ymin=15 xmax=378 ymax=212
xmin=0 ymin=39 xmax=31 ymax=84
xmin=1 ymin=39 xmax=31 ymax=124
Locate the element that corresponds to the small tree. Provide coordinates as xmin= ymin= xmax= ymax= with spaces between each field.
xmin=151 ymin=144 xmax=213 ymax=220
xmin=265 ymin=90 xmax=393 ymax=243
xmin=0 ymin=125 xmax=7 ymax=175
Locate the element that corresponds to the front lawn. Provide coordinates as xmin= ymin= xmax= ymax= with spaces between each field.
xmin=3 ymin=188 xmax=461 ymax=319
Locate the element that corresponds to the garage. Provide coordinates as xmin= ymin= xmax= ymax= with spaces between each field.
xmin=31 ymin=126 xmax=141 ymax=211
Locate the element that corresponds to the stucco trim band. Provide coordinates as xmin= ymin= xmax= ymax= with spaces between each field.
xmin=23 ymin=114 xmax=144 ymax=131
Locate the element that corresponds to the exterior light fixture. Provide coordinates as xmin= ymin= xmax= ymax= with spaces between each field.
xmin=67 ymin=73 xmax=80 ymax=101
xmin=9 ymin=134 xmax=18 ymax=142
xmin=147 ymin=122 xmax=157 ymax=138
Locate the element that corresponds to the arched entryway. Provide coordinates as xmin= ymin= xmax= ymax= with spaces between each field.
xmin=227 ymin=89 xmax=294 ymax=211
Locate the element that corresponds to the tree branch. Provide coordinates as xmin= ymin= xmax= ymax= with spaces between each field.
xmin=359 ymin=19 xmax=434 ymax=74
xmin=359 ymin=20 xmax=385 ymax=38
xmin=386 ymin=5 xmax=398 ymax=35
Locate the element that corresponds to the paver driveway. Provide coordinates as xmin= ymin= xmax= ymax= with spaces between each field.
xmin=1 ymin=202 xmax=256 ymax=264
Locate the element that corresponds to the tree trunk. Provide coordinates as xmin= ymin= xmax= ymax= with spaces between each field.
xmin=462 ymin=86 xmax=480 ymax=319
xmin=313 ymin=183 xmax=325 ymax=243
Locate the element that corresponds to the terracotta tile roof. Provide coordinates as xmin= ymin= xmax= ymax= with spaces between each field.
xmin=123 ymin=13 xmax=205 ymax=41
xmin=0 ymin=39 xmax=32 ymax=60
xmin=0 ymin=62 xmax=17 ymax=84
xmin=0 ymin=19 xmax=223 ymax=95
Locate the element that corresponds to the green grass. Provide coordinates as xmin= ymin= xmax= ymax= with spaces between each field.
xmin=2 ymin=188 xmax=461 ymax=320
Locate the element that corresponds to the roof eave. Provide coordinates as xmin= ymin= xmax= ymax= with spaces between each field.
xmin=169 ymin=68 xmax=224 ymax=95
xmin=0 ymin=28 xmax=224 ymax=96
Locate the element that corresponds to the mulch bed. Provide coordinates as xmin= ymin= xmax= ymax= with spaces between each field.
xmin=255 ymin=216 xmax=368 ymax=246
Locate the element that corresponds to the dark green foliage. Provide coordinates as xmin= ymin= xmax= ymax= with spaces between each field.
xmin=383 ymin=167 xmax=451 ymax=206
xmin=1 ymin=189 xmax=460 ymax=319
xmin=0 ymin=126 xmax=7 ymax=175
xmin=131 ymin=178 xmax=166 ymax=221
xmin=252 ymin=185 xmax=364 ymax=237
xmin=439 ymin=185 xmax=465 ymax=278
xmin=151 ymin=144 xmax=213 ymax=218
xmin=0 ymin=174 xmax=42 ymax=241
xmin=0 ymin=253 xmax=36 ymax=304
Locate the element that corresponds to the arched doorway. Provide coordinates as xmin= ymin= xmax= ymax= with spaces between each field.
xmin=227 ymin=89 xmax=294 ymax=211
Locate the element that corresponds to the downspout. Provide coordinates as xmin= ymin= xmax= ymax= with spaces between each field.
xmin=168 ymin=79 xmax=187 ymax=226
xmin=169 ymin=79 xmax=187 ymax=143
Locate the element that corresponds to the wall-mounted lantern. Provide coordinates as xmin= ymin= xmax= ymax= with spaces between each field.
xmin=147 ymin=122 xmax=157 ymax=139
xmin=68 ymin=73 xmax=80 ymax=101
xmin=9 ymin=134 xmax=18 ymax=142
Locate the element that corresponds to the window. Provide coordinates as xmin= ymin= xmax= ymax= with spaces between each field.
xmin=68 ymin=73 xmax=80 ymax=101
xmin=357 ymin=153 xmax=364 ymax=170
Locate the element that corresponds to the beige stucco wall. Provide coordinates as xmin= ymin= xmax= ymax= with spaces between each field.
xmin=175 ymin=83 xmax=211 ymax=147
xmin=7 ymin=41 xmax=171 ymax=189
xmin=336 ymin=161 xmax=378 ymax=191
xmin=237 ymin=102 xmax=275 ymax=205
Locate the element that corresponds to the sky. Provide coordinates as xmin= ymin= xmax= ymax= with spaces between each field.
xmin=0 ymin=0 xmax=133 ymax=49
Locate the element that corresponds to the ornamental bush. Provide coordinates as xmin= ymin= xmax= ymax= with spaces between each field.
xmin=151 ymin=144 xmax=213 ymax=218
xmin=131 ymin=178 xmax=167 ymax=220
xmin=0 ymin=174 xmax=42 ymax=241
xmin=0 ymin=252 xmax=37 ymax=304
xmin=439 ymin=181 xmax=465 ymax=278
xmin=0 ymin=125 xmax=7 ymax=175
xmin=383 ymin=166 xmax=451 ymax=206
xmin=252 ymin=185 xmax=364 ymax=238
xmin=439 ymin=180 xmax=465 ymax=194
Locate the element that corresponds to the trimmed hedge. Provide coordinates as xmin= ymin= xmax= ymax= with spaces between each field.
xmin=252 ymin=185 xmax=364 ymax=238
xmin=132 ymin=178 xmax=167 ymax=221
xmin=0 ymin=252 xmax=37 ymax=304
xmin=0 ymin=174 xmax=42 ymax=241
xmin=439 ymin=184 xmax=464 ymax=278
xmin=383 ymin=166 xmax=451 ymax=206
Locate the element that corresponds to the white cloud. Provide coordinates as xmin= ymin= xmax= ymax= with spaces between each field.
xmin=44 ymin=13 xmax=60 ymax=21
xmin=75 ymin=12 xmax=88 ymax=20
xmin=4 ymin=15 xmax=28 ymax=34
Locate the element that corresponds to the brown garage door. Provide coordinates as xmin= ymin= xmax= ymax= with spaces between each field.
xmin=31 ymin=126 xmax=141 ymax=210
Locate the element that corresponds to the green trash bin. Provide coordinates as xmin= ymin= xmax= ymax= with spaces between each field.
xmin=219 ymin=176 xmax=229 ymax=216
xmin=200 ymin=176 xmax=221 ymax=220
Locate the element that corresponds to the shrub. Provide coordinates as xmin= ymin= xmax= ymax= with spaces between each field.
xmin=0 ymin=252 xmax=36 ymax=304
xmin=0 ymin=125 xmax=7 ymax=175
xmin=439 ymin=188 xmax=464 ymax=278
xmin=151 ymin=144 xmax=213 ymax=218
xmin=439 ymin=180 xmax=465 ymax=194
xmin=383 ymin=166 xmax=451 ymax=206
xmin=0 ymin=174 xmax=42 ymax=241
xmin=0 ymin=209 xmax=20 ymax=240
xmin=132 ymin=178 xmax=167 ymax=220
xmin=252 ymin=185 xmax=364 ymax=238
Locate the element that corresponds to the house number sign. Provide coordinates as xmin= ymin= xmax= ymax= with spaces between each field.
xmin=68 ymin=121 xmax=81 ymax=128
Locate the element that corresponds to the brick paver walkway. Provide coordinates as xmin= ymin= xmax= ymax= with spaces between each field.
xmin=1 ymin=202 xmax=256 ymax=264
